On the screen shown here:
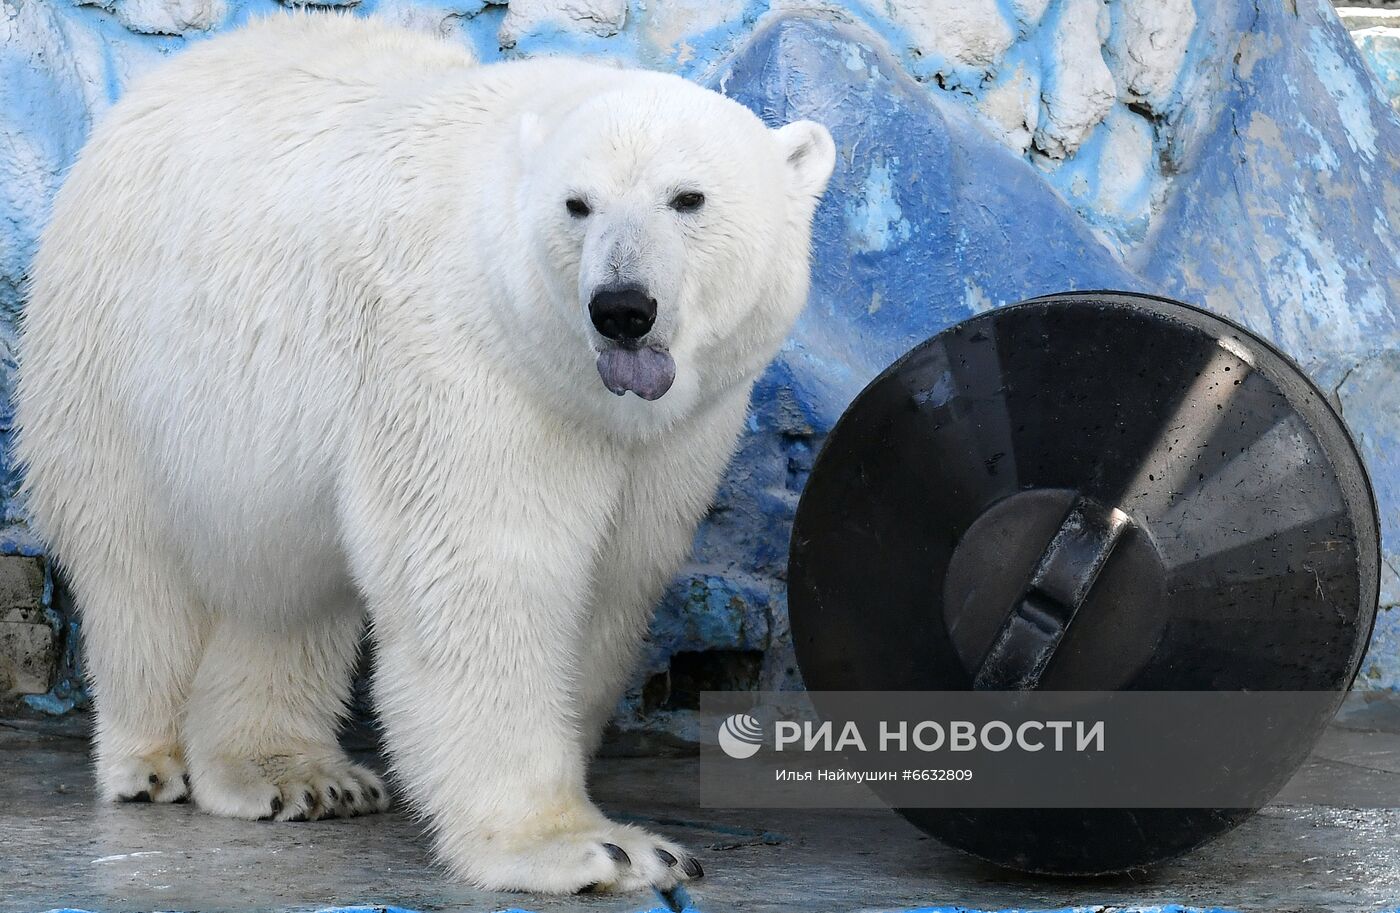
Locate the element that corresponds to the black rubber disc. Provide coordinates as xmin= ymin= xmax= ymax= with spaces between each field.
xmin=788 ymin=291 xmax=1381 ymax=875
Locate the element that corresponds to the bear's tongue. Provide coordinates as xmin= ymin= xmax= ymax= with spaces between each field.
xmin=596 ymin=346 xmax=676 ymax=401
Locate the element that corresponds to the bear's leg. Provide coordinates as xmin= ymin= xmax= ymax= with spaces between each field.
xmin=576 ymin=564 xmax=678 ymax=759
xmin=367 ymin=590 xmax=702 ymax=894
xmin=181 ymin=602 xmax=390 ymax=821
xmin=349 ymin=507 xmax=701 ymax=889
xmin=338 ymin=375 xmax=715 ymax=893
xmin=73 ymin=559 xmax=206 ymax=805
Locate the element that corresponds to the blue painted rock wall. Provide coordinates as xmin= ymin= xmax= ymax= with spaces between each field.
xmin=1356 ymin=24 xmax=1400 ymax=113
xmin=1 ymin=0 xmax=1397 ymax=727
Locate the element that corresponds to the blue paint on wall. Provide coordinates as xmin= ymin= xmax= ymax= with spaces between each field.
xmin=1356 ymin=27 xmax=1400 ymax=112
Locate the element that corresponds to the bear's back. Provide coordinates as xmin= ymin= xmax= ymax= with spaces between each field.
xmin=149 ymin=13 xmax=479 ymax=101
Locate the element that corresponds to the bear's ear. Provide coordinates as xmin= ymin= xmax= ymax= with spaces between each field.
xmin=517 ymin=112 xmax=548 ymax=161
xmin=772 ymin=120 xmax=836 ymax=200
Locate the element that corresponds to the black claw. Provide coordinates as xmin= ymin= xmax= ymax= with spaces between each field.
xmin=681 ymin=857 xmax=704 ymax=879
xmin=369 ymin=785 xmax=382 ymax=801
xmin=602 ymin=842 xmax=631 ymax=866
xmin=122 ymin=790 xmax=152 ymax=803
xmin=656 ymin=848 xmax=678 ymax=867
xmin=575 ymin=882 xmax=602 ymax=895
xmin=326 ymin=786 xmax=338 ymax=800
xmin=148 ymin=772 xmax=160 ymax=785
xmin=343 ymin=791 xmax=357 ymax=806
xmin=269 ymin=796 xmax=283 ymax=816
xmin=182 ymin=774 xmax=191 ymax=788
xmin=172 ymin=794 xmax=189 ymax=805
xmin=303 ymin=791 xmax=315 ymax=808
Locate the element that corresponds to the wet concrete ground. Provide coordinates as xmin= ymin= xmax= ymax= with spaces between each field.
xmin=4 ymin=696 xmax=1400 ymax=913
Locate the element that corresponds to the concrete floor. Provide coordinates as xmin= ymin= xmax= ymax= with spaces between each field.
xmin=4 ymin=698 xmax=1400 ymax=913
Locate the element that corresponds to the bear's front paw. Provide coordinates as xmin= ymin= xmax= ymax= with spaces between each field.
xmin=190 ymin=750 xmax=390 ymax=822
xmin=460 ymin=820 xmax=704 ymax=894
xmin=99 ymin=747 xmax=190 ymax=804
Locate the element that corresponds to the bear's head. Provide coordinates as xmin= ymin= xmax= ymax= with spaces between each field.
xmin=515 ymin=72 xmax=835 ymax=434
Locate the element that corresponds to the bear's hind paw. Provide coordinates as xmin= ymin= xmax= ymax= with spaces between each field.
xmin=191 ymin=751 xmax=390 ymax=822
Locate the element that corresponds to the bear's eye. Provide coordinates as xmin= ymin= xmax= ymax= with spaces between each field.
xmin=565 ymin=197 xmax=591 ymax=218
xmin=670 ymin=191 xmax=705 ymax=212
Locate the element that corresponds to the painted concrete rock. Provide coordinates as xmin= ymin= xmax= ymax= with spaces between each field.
xmin=1 ymin=0 xmax=1398 ymax=726
xmin=1355 ymin=26 xmax=1400 ymax=114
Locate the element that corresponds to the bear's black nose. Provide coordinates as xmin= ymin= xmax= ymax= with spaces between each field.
xmin=589 ymin=285 xmax=657 ymax=342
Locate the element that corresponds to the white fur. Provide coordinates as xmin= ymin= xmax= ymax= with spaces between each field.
xmin=15 ymin=12 xmax=833 ymax=895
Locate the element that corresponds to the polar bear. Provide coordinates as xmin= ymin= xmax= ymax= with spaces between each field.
xmin=15 ymin=12 xmax=833 ymax=896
